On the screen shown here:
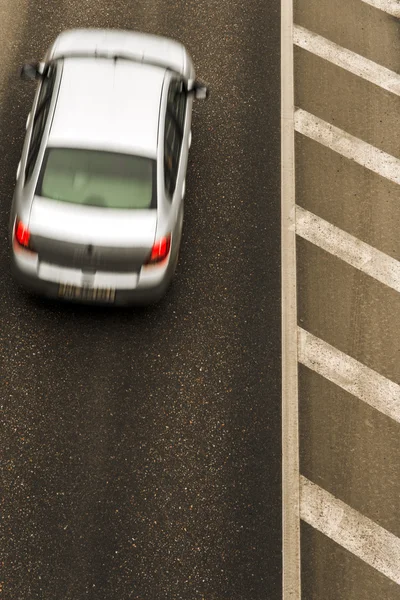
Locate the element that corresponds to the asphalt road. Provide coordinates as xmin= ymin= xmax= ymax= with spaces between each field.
xmin=0 ymin=2 xmax=281 ymax=599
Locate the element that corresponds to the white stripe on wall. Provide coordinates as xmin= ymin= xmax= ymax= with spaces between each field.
xmin=301 ymin=476 xmax=400 ymax=585
xmin=298 ymin=328 xmax=400 ymax=424
xmin=296 ymin=206 xmax=400 ymax=293
xmin=294 ymin=25 xmax=400 ymax=96
xmin=294 ymin=109 xmax=400 ymax=186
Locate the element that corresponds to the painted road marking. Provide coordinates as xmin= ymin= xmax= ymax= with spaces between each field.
xmin=361 ymin=0 xmax=400 ymax=18
xmin=294 ymin=109 xmax=400 ymax=185
xmin=282 ymin=0 xmax=301 ymax=597
xmin=294 ymin=25 xmax=400 ymax=96
xmin=300 ymin=476 xmax=400 ymax=585
xmin=298 ymin=328 xmax=400 ymax=424
xmin=296 ymin=206 xmax=400 ymax=293
xmin=284 ymin=2 xmax=400 ymax=598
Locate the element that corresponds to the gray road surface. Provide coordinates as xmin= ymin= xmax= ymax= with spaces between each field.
xmin=0 ymin=2 xmax=281 ymax=599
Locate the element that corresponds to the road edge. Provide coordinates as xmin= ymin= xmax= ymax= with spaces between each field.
xmin=281 ymin=0 xmax=301 ymax=598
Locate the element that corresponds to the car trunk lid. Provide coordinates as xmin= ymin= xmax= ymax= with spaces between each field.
xmin=29 ymin=196 xmax=157 ymax=272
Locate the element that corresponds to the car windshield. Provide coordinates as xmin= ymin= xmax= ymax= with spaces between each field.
xmin=37 ymin=148 xmax=156 ymax=209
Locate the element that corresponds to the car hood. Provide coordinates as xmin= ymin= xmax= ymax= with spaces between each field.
xmin=48 ymin=29 xmax=191 ymax=78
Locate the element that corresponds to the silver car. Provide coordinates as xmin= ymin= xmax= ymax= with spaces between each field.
xmin=10 ymin=29 xmax=208 ymax=305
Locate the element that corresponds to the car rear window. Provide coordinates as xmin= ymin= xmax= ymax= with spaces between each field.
xmin=36 ymin=148 xmax=157 ymax=209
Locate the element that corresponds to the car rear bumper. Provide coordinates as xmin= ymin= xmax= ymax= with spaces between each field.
xmin=11 ymin=254 xmax=174 ymax=307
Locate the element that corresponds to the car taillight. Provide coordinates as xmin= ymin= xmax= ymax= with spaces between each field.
xmin=146 ymin=234 xmax=171 ymax=265
xmin=14 ymin=219 xmax=31 ymax=248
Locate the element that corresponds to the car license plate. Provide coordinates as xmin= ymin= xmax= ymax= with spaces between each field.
xmin=58 ymin=283 xmax=116 ymax=303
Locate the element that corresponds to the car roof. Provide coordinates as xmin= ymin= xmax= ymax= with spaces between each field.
xmin=48 ymin=57 xmax=166 ymax=158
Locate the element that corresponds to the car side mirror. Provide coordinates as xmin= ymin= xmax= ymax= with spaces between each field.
xmin=195 ymin=84 xmax=209 ymax=100
xmin=187 ymin=79 xmax=209 ymax=100
xmin=20 ymin=62 xmax=45 ymax=81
